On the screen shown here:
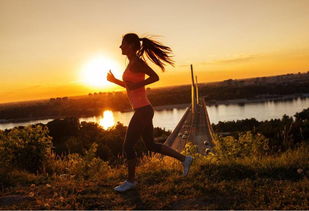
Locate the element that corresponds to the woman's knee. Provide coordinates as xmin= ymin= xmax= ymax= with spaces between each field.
xmin=123 ymin=142 xmax=136 ymax=160
xmin=146 ymin=142 xmax=163 ymax=153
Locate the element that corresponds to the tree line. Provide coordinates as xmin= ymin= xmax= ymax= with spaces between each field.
xmin=1 ymin=81 xmax=309 ymax=121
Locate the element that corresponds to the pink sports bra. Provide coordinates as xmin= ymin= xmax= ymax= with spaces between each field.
xmin=122 ymin=66 xmax=151 ymax=109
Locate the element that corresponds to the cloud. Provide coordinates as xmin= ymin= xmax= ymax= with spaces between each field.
xmin=200 ymin=47 xmax=309 ymax=66
xmin=201 ymin=55 xmax=257 ymax=65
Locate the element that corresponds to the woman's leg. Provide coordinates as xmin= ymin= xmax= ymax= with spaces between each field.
xmin=142 ymin=130 xmax=185 ymax=162
xmin=123 ymin=112 xmax=142 ymax=182
xmin=159 ymin=144 xmax=186 ymax=162
xmin=127 ymin=158 xmax=137 ymax=183
xmin=141 ymin=107 xmax=186 ymax=162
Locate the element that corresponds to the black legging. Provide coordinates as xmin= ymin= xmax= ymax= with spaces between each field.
xmin=123 ymin=105 xmax=163 ymax=160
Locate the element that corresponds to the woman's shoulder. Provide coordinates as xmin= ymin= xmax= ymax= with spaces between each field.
xmin=132 ymin=57 xmax=147 ymax=66
xmin=131 ymin=58 xmax=148 ymax=72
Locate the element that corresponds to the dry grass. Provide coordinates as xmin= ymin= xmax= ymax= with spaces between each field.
xmin=0 ymin=144 xmax=308 ymax=209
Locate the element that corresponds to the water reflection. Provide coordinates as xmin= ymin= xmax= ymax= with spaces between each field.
xmin=79 ymin=110 xmax=117 ymax=130
xmin=79 ymin=108 xmax=186 ymax=131
xmin=99 ymin=110 xmax=115 ymax=129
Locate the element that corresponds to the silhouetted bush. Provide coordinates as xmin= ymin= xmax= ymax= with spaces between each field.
xmin=295 ymin=107 xmax=309 ymax=121
xmin=45 ymin=118 xmax=171 ymax=164
xmin=213 ymin=108 xmax=309 ymax=153
xmin=213 ymin=132 xmax=270 ymax=159
xmin=0 ymin=125 xmax=53 ymax=173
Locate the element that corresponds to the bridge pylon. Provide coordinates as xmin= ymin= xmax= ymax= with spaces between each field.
xmin=164 ymin=64 xmax=215 ymax=155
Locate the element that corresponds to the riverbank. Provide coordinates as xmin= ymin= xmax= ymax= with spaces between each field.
xmin=1 ymin=94 xmax=309 ymax=125
xmin=206 ymin=93 xmax=309 ymax=106
xmin=0 ymin=104 xmax=189 ymax=124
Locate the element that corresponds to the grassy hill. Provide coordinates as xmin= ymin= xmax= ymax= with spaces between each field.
xmin=0 ymin=142 xmax=308 ymax=209
xmin=1 ymin=108 xmax=309 ymax=209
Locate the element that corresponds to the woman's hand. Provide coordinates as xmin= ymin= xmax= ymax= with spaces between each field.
xmin=107 ymin=70 xmax=126 ymax=88
xmin=107 ymin=70 xmax=116 ymax=83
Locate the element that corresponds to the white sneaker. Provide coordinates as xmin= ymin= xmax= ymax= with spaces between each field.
xmin=182 ymin=156 xmax=193 ymax=176
xmin=114 ymin=180 xmax=137 ymax=192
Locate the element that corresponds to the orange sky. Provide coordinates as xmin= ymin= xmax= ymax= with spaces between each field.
xmin=1 ymin=0 xmax=309 ymax=103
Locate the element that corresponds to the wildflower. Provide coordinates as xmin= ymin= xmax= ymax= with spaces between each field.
xmin=297 ymin=168 xmax=303 ymax=174
xmin=59 ymin=196 xmax=65 ymax=202
xmin=28 ymin=192 xmax=35 ymax=197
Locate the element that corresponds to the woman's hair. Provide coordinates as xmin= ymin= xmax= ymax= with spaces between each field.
xmin=123 ymin=33 xmax=174 ymax=71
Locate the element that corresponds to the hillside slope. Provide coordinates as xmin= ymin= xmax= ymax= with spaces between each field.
xmin=0 ymin=143 xmax=308 ymax=210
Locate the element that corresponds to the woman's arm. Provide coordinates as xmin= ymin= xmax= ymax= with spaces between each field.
xmin=107 ymin=70 xmax=126 ymax=88
xmin=126 ymin=60 xmax=159 ymax=90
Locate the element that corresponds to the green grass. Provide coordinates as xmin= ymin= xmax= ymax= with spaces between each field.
xmin=0 ymin=144 xmax=308 ymax=209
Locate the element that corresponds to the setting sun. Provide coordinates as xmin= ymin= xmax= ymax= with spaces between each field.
xmin=80 ymin=54 xmax=121 ymax=88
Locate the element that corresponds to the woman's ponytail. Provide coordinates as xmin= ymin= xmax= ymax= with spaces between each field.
xmin=122 ymin=33 xmax=174 ymax=71
xmin=137 ymin=37 xmax=174 ymax=71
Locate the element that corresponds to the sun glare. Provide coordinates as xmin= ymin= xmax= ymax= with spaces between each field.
xmin=99 ymin=110 xmax=115 ymax=129
xmin=80 ymin=54 xmax=121 ymax=88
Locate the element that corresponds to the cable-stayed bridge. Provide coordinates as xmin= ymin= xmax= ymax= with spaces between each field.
xmin=164 ymin=65 xmax=215 ymax=154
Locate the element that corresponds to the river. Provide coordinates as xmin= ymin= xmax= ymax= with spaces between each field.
xmin=1 ymin=97 xmax=309 ymax=131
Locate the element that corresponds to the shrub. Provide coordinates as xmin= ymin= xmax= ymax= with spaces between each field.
xmin=213 ymin=131 xmax=270 ymax=159
xmin=47 ymin=143 xmax=111 ymax=180
xmin=0 ymin=125 xmax=53 ymax=173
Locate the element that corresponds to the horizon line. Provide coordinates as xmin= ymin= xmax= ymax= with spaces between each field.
xmin=1 ymin=70 xmax=309 ymax=105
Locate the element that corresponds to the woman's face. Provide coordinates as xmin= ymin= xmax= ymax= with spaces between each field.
xmin=120 ymin=39 xmax=132 ymax=55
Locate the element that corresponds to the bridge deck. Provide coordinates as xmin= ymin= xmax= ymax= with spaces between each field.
xmin=164 ymin=98 xmax=214 ymax=154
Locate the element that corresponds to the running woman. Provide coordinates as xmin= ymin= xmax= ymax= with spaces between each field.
xmin=107 ymin=33 xmax=193 ymax=192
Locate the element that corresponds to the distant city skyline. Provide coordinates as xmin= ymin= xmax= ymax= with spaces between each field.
xmin=1 ymin=0 xmax=309 ymax=103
